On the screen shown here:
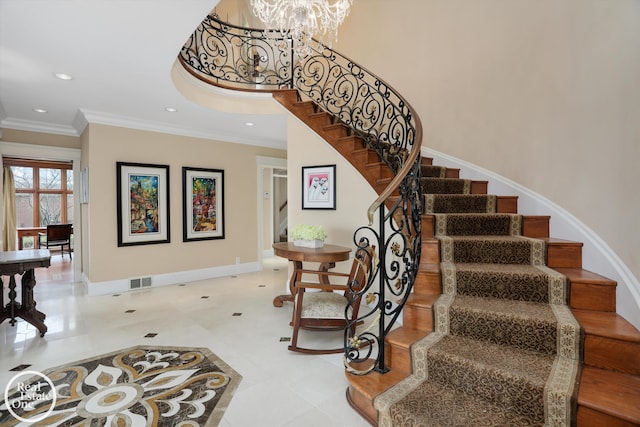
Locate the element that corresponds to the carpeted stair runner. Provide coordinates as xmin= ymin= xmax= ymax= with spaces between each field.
xmin=421 ymin=164 xmax=448 ymax=178
xmin=421 ymin=178 xmax=472 ymax=195
xmin=423 ymin=194 xmax=497 ymax=214
xmin=374 ymin=179 xmax=582 ymax=426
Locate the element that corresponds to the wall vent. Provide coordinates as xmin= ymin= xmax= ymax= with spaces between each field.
xmin=130 ymin=277 xmax=152 ymax=289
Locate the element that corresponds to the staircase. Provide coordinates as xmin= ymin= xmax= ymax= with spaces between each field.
xmin=273 ymin=89 xmax=640 ymax=426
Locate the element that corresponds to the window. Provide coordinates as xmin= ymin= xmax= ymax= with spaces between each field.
xmin=4 ymin=158 xmax=74 ymax=228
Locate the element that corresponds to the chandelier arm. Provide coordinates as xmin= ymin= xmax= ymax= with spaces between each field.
xmin=250 ymin=0 xmax=353 ymax=58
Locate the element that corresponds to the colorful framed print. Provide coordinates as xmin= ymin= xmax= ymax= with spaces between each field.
xmin=302 ymin=164 xmax=336 ymax=210
xmin=182 ymin=167 xmax=225 ymax=242
xmin=116 ymin=162 xmax=170 ymax=247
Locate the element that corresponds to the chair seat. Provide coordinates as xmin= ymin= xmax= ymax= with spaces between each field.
xmin=46 ymin=239 xmax=70 ymax=245
xmin=301 ymin=292 xmax=348 ymax=319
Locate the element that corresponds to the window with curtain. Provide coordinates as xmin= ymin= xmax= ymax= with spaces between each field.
xmin=3 ymin=158 xmax=73 ymax=227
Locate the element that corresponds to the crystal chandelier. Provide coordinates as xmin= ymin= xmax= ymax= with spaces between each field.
xmin=250 ymin=0 xmax=353 ymax=58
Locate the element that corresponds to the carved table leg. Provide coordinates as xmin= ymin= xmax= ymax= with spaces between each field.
xmin=18 ymin=269 xmax=48 ymax=337
xmin=273 ymin=260 xmax=302 ymax=307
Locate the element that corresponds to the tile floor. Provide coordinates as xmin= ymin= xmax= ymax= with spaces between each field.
xmin=1 ymin=256 xmax=371 ymax=426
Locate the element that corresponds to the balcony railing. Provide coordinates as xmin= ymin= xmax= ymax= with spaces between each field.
xmin=179 ymin=14 xmax=423 ymax=375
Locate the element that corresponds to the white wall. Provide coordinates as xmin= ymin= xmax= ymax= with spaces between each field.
xmin=335 ymin=0 xmax=640 ymax=328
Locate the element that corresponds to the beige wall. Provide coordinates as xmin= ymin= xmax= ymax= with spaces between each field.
xmin=287 ymin=117 xmax=378 ymax=275
xmin=1 ymin=128 xmax=81 ymax=149
xmin=85 ymin=123 xmax=285 ymax=283
xmin=335 ymin=0 xmax=640 ymax=325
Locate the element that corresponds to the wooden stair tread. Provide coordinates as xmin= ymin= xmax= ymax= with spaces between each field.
xmin=578 ymin=366 xmax=640 ymax=424
xmin=555 ymin=267 xmax=618 ymax=286
xmin=573 ymin=309 xmax=640 ymax=343
xmin=406 ymin=293 xmax=440 ymax=308
xmin=346 ymin=369 xmax=408 ymax=401
xmin=387 ymin=327 xmax=430 ymax=347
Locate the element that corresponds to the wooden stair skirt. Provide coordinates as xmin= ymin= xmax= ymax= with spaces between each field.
xmin=272 ymin=89 xmax=640 ymax=426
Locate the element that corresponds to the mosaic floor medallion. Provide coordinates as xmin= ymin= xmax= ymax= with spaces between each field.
xmin=1 ymin=346 xmax=241 ymax=426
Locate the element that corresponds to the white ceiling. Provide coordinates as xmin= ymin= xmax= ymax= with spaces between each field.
xmin=0 ymin=0 xmax=287 ymax=149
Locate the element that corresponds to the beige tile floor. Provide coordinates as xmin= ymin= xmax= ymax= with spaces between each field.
xmin=1 ymin=255 xmax=371 ymax=426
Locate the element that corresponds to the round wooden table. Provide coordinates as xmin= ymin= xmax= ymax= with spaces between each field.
xmin=272 ymin=242 xmax=352 ymax=307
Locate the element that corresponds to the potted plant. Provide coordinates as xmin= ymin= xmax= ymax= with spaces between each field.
xmin=289 ymin=224 xmax=328 ymax=248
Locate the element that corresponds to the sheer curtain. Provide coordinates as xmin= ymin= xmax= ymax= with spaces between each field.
xmin=2 ymin=166 xmax=17 ymax=251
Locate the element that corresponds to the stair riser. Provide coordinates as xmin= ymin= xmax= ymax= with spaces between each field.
xmin=577 ymin=405 xmax=638 ymax=427
xmin=547 ymin=242 xmax=583 ymax=268
xmin=583 ymin=335 xmax=640 ymax=376
xmin=291 ymin=102 xmax=315 ymax=116
xmin=570 ymin=282 xmax=616 ymax=312
xmin=471 ymin=181 xmax=488 ymax=194
xmin=323 ymin=124 xmax=349 ymax=140
xmin=402 ymin=305 xmax=434 ymax=333
xmin=307 ymin=113 xmax=332 ymax=128
xmin=366 ymin=163 xmax=394 ymax=180
xmin=385 ymin=342 xmax=412 ymax=375
xmin=346 ymin=386 xmax=378 ymax=425
xmin=521 ymin=216 xmax=550 ymax=238
xmin=414 ymin=270 xmax=442 ymax=295
xmin=496 ymin=196 xmax=518 ymax=213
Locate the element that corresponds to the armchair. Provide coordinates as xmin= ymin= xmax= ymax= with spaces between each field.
xmin=288 ymin=243 xmax=376 ymax=354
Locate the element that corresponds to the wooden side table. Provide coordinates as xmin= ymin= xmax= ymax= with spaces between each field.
xmin=0 ymin=249 xmax=51 ymax=337
xmin=272 ymin=242 xmax=351 ymax=307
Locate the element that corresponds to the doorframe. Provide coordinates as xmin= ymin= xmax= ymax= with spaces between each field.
xmin=0 ymin=141 xmax=82 ymax=283
xmin=256 ymin=155 xmax=287 ymax=268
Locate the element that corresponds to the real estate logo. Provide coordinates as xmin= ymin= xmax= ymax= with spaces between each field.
xmin=3 ymin=370 xmax=56 ymax=423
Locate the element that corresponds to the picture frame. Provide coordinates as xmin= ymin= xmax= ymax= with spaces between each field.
xmin=302 ymin=164 xmax=336 ymax=210
xmin=182 ymin=167 xmax=225 ymax=242
xmin=116 ymin=162 xmax=170 ymax=247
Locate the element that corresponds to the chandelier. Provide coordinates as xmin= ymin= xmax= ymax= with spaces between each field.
xmin=250 ymin=0 xmax=353 ymax=58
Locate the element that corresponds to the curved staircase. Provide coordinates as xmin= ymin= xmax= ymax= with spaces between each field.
xmin=273 ymin=89 xmax=640 ymax=426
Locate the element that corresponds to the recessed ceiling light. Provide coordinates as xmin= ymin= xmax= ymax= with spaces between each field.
xmin=245 ymin=122 xmax=255 ymax=126
xmin=165 ymin=107 xmax=177 ymax=113
xmin=54 ymin=72 xmax=74 ymax=80
xmin=33 ymin=108 xmax=48 ymax=113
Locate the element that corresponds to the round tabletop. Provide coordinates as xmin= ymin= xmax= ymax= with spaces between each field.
xmin=272 ymin=242 xmax=352 ymax=263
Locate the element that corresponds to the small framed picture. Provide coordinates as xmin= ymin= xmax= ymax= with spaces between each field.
xmin=182 ymin=167 xmax=225 ymax=242
xmin=302 ymin=164 xmax=336 ymax=210
xmin=116 ymin=162 xmax=170 ymax=247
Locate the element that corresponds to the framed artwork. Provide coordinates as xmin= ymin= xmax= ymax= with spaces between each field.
xmin=116 ymin=162 xmax=170 ymax=247
xmin=182 ymin=167 xmax=225 ymax=242
xmin=302 ymin=164 xmax=336 ymax=210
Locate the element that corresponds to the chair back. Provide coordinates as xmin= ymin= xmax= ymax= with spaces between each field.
xmin=345 ymin=244 xmax=376 ymax=307
xmin=47 ymin=224 xmax=72 ymax=242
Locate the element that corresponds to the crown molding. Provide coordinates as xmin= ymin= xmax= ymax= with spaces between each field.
xmin=0 ymin=117 xmax=81 ymax=137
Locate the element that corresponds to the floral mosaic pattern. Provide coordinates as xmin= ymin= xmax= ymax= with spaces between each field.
xmin=0 ymin=346 xmax=241 ymax=426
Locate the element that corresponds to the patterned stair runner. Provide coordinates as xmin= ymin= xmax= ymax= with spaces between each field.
xmin=374 ymin=178 xmax=582 ymax=426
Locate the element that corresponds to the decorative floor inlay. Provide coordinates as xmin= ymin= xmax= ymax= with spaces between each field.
xmin=0 ymin=346 xmax=241 ymax=426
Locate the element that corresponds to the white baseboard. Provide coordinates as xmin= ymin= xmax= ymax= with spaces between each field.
xmin=85 ymin=262 xmax=260 ymax=297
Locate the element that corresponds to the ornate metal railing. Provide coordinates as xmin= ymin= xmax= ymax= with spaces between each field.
xmin=290 ymin=42 xmax=423 ymax=374
xmin=179 ymin=17 xmax=422 ymax=375
xmin=178 ymin=14 xmax=294 ymax=91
